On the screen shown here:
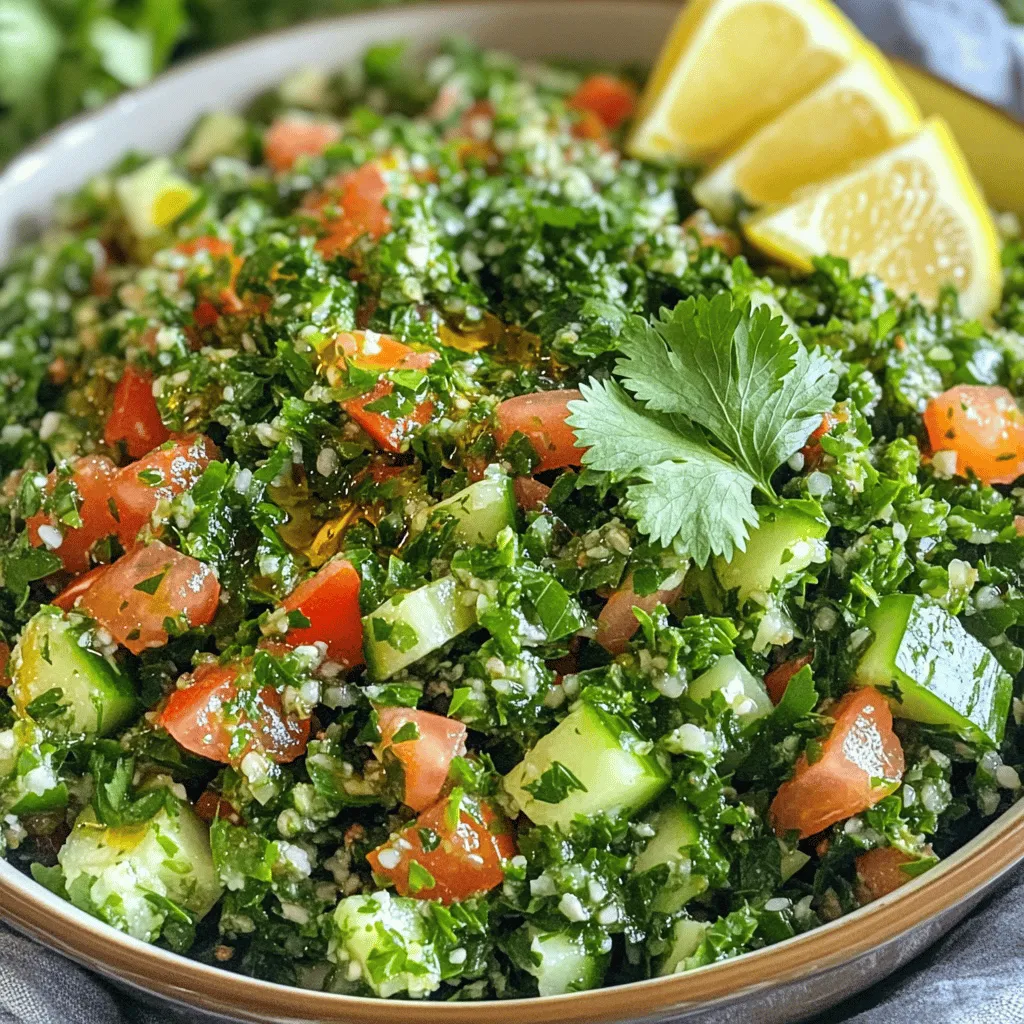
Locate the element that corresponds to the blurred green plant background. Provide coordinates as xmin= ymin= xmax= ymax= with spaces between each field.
xmin=0 ymin=0 xmax=403 ymax=163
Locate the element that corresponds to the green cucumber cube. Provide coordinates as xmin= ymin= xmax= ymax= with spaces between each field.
xmin=0 ymin=719 xmax=68 ymax=815
xmin=329 ymin=892 xmax=441 ymax=998
xmin=504 ymin=702 xmax=669 ymax=830
xmin=855 ymin=595 xmax=1012 ymax=746
xmin=714 ymin=504 xmax=827 ymax=602
xmin=634 ymin=803 xmax=708 ymax=912
xmin=524 ymin=927 xmax=606 ymax=996
xmin=410 ymin=471 xmax=516 ymax=546
xmin=10 ymin=607 xmax=137 ymax=737
xmin=57 ymin=799 xmax=221 ymax=943
xmin=688 ymin=654 xmax=773 ymax=723
xmin=659 ymin=918 xmax=710 ymax=976
xmin=363 ymin=576 xmax=478 ymax=680
xmin=183 ymin=111 xmax=248 ymax=170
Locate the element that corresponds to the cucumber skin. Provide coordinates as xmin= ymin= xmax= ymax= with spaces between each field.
xmin=714 ymin=505 xmax=827 ymax=601
xmin=856 ymin=595 xmax=1012 ymax=746
xmin=10 ymin=607 xmax=137 ymax=737
xmin=363 ymin=576 xmax=478 ymax=680
xmin=659 ymin=918 xmax=710 ymax=976
xmin=410 ymin=474 xmax=516 ymax=546
xmin=503 ymin=702 xmax=669 ymax=830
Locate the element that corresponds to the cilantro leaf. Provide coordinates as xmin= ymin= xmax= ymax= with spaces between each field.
xmin=616 ymin=293 xmax=838 ymax=494
xmin=567 ymin=295 xmax=838 ymax=565
xmin=567 ymin=379 xmax=757 ymax=564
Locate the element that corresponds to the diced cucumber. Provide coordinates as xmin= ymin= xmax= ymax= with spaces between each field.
xmin=714 ymin=504 xmax=828 ymax=602
xmin=363 ymin=576 xmax=478 ymax=680
xmin=0 ymin=719 xmax=68 ymax=815
xmin=504 ymin=702 xmax=669 ymax=830
xmin=688 ymin=654 xmax=773 ymax=724
xmin=634 ymin=804 xmax=707 ymax=913
xmin=115 ymin=158 xmax=199 ymax=238
xmin=57 ymin=798 xmax=221 ymax=944
xmin=183 ymin=111 xmax=248 ymax=170
xmin=780 ymin=845 xmax=811 ymax=881
xmin=409 ymin=471 xmax=516 ymax=546
xmin=525 ymin=927 xmax=606 ymax=996
xmin=658 ymin=918 xmax=710 ymax=976
xmin=329 ymin=891 xmax=441 ymax=999
xmin=10 ymin=607 xmax=137 ymax=737
xmin=855 ymin=594 xmax=1012 ymax=747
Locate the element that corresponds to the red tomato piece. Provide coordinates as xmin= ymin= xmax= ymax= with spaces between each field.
xmin=764 ymin=651 xmax=815 ymax=705
xmin=0 ymin=641 xmax=9 ymax=685
xmin=280 ymin=558 xmax=364 ymax=667
xmin=303 ymin=163 xmax=391 ymax=258
xmin=568 ymin=74 xmax=637 ymax=130
xmin=104 ymin=365 xmax=171 ymax=461
xmin=596 ymin=574 xmax=684 ymax=656
xmin=333 ymin=331 xmax=438 ymax=453
xmin=367 ymin=797 xmax=514 ymax=904
xmin=80 ymin=540 xmax=220 ymax=654
xmin=111 ymin=434 xmax=218 ymax=543
xmin=194 ymin=790 xmax=244 ymax=826
xmin=264 ymin=117 xmax=341 ymax=173
xmin=855 ymin=846 xmax=917 ymax=904
xmin=494 ymin=390 xmax=585 ymax=473
xmin=923 ymin=384 xmax=1024 ymax=485
xmin=175 ymin=236 xmax=245 ymax=321
xmin=375 ymin=707 xmax=467 ymax=811
xmin=160 ymin=661 xmax=310 ymax=765
xmin=27 ymin=456 xmax=120 ymax=575
xmin=770 ymin=687 xmax=904 ymax=839
xmin=513 ymin=476 xmax=551 ymax=512
xmin=52 ymin=564 xmax=111 ymax=611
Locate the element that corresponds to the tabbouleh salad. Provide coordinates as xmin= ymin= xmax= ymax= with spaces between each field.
xmin=3 ymin=38 xmax=1024 ymax=1001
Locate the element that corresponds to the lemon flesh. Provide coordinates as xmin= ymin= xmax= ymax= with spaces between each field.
xmin=744 ymin=118 xmax=1002 ymax=319
xmin=693 ymin=55 xmax=921 ymax=221
xmin=629 ymin=0 xmax=870 ymax=163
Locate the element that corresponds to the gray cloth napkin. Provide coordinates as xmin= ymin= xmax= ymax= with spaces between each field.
xmin=3 ymin=1 xmax=1024 ymax=1022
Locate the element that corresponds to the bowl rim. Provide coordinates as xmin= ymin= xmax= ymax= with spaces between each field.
xmin=2 ymin=2 xmax=1024 ymax=1021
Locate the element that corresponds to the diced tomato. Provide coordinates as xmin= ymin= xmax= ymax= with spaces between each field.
xmin=924 ymin=384 xmax=1024 ymax=485
xmin=160 ymin=661 xmax=310 ymax=765
xmin=280 ymin=558 xmax=364 ymax=667
xmin=80 ymin=540 xmax=220 ymax=654
xmin=367 ymin=797 xmax=514 ymax=904
xmin=0 ymin=642 xmax=9 ymax=685
xmin=194 ymin=789 xmax=244 ymax=826
xmin=572 ymin=110 xmax=609 ymax=143
xmin=303 ymin=163 xmax=391 ymax=258
xmin=27 ymin=456 xmax=120 ymax=575
xmin=513 ymin=476 xmax=551 ymax=512
xmin=375 ymin=707 xmax=467 ymax=811
xmin=111 ymin=434 xmax=218 ymax=543
xmin=495 ymin=390 xmax=585 ymax=473
xmin=596 ymin=574 xmax=684 ymax=656
xmin=104 ymin=365 xmax=171 ymax=461
xmin=568 ymin=74 xmax=637 ymax=130
xmin=264 ymin=117 xmax=341 ymax=173
xmin=770 ymin=687 xmax=904 ymax=839
xmin=332 ymin=331 xmax=438 ymax=453
xmin=175 ymin=236 xmax=245 ymax=322
xmin=52 ymin=564 xmax=111 ymax=611
xmin=764 ymin=651 xmax=815 ymax=705
xmin=855 ymin=846 xmax=917 ymax=904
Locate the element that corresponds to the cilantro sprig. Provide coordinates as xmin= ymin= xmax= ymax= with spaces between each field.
xmin=568 ymin=293 xmax=838 ymax=565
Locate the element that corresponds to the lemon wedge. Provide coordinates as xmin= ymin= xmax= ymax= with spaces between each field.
xmin=693 ymin=54 xmax=921 ymax=221
xmin=629 ymin=0 xmax=870 ymax=164
xmin=744 ymin=118 xmax=1002 ymax=319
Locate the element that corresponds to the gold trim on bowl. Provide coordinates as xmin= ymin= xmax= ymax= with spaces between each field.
xmin=2 ymin=2 xmax=1024 ymax=1021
